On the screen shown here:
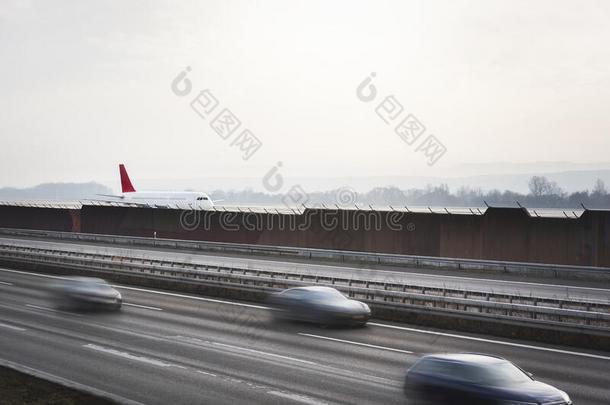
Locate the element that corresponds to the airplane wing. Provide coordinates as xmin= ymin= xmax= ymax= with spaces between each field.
xmin=84 ymin=194 xmax=136 ymax=205
xmin=85 ymin=196 xmax=198 ymax=209
xmin=95 ymin=194 xmax=124 ymax=199
xmin=84 ymin=197 xmax=150 ymax=207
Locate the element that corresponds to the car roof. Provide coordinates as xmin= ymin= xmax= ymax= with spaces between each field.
xmin=421 ymin=353 xmax=508 ymax=365
xmin=282 ymin=286 xmax=339 ymax=293
xmin=65 ymin=277 xmax=108 ymax=284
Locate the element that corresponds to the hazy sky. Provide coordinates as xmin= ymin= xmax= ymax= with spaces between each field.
xmin=1 ymin=0 xmax=609 ymax=189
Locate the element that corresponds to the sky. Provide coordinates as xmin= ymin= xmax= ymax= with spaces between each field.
xmin=1 ymin=0 xmax=609 ymax=190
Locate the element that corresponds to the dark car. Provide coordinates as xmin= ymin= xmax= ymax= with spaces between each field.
xmin=51 ymin=277 xmax=122 ymax=311
xmin=404 ymin=353 xmax=572 ymax=405
xmin=266 ymin=286 xmax=371 ymax=327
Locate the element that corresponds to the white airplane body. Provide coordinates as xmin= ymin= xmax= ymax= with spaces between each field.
xmin=95 ymin=164 xmax=215 ymax=208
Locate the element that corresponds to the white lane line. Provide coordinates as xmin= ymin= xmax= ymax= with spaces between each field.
xmin=169 ymin=336 xmax=316 ymax=366
xmin=0 ymin=322 xmax=26 ymax=331
xmin=2 ymin=240 xmax=609 ymax=296
xmin=196 ymin=370 xmax=218 ymax=377
xmin=0 ymin=268 xmax=268 ymax=309
xmin=299 ymin=333 xmax=413 ymax=354
xmin=6 ymin=265 xmax=608 ymax=362
xmin=171 ymin=335 xmax=400 ymax=389
xmin=211 ymin=341 xmax=317 ymax=365
xmin=369 ymin=322 xmax=610 ymax=361
xmin=83 ymin=344 xmax=184 ymax=368
xmin=356 ymin=268 xmax=610 ymax=294
xmin=114 ymin=285 xmax=269 ymax=310
xmin=3 ymin=265 xmax=608 ymax=301
xmin=122 ymin=303 xmax=163 ymax=311
xmin=193 ymin=367 xmax=331 ymax=404
xmin=0 ymin=358 xmax=147 ymax=405
xmin=25 ymin=304 xmax=82 ymax=317
xmin=193 ymin=253 xmax=610 ymax=294
xmin=0 ymin=268 xmax=66 ymax=279
xmin=0 ymin=281 xmax=13 ymax=286
xmin=267 ymin=391 xmax=330 ymax=405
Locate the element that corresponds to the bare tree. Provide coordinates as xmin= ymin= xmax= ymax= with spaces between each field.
xmin=592 ymin=178 xmax=607 ymax=196
xmin=528 ymin=176 xmax=563 ymax=196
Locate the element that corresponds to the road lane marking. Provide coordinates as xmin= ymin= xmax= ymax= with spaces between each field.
xmin=0 ymin=358 xmax=147 ymax=405
xmin=114 ymin=285 xmax=269 ymax=309
xmin=3 ymin=266 xmax=608 ymax=303
xmin=0 ymin=268 xmax=66 ymax=279
xmin=83 ymin=344 xmax=184 ymax=368
xmin=369 ymin=322 xmax=610 ymax=361
xmin=120 ymin=249 xmax=610 ymax=294
xmin=3 ymin=239 xmax=610 ymax=297
xmin=210 ymin=341 xmax=318 ymax=365
xmin=196 ymin=370 xmax=218 ymax=377
xmin=169 ymin=335 xmax=317 ymax=366
xmin=5 ymin=266 xmax=609 ymax=362
xmin=0 ymin=322 xmax=26 ymax=331
xmin=0 ymin=268 xmax=268 ymax=309
xmin=177 ymin=251 xmax=610 ymax=294
xmin=0 ymin=281 xmax=13 ymax=285
xmin=123 ymin=303 xmax=163 ymax=311
xmin=348 ymin=267 xmax=610 ymax=294
xmin=299 ymin=333 xmax=413 ymax=354
xmin=0 ymin=268 xmax=269 ymax=309
xmin=267 ymin=391 xmax=330 ymax=405
xmin=201 ymin=335 xmax=401 ymax=389
xmin=25 ymin=304 xmax=82 ymax=317
xmin=193 ymin=365 xmax=333 ymax=404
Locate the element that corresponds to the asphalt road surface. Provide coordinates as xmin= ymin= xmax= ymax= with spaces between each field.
xmin=1 ymin=236 xmax=609 ymax=303
xmin=1 ymin=267 xmax=609 ymax=404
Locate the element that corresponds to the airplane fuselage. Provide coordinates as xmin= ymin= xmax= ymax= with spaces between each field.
xmin=94 ymin=164 xmax=215 ymax=209
xmin=119 ymin=191 xmax=214 ymax=208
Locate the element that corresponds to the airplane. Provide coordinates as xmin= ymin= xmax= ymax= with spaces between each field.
xmin=93 ymin=164 xmax=215 ymax=208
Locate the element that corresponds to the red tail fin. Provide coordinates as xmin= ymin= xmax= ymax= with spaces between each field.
xmin=119 ymin=164 xmax=136 ymax=193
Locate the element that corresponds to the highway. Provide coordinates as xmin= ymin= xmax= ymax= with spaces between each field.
xmin=1 ymin=235 xmax=609 ymax=303
xmin=1 ymin=267 xmax=609 ymax=404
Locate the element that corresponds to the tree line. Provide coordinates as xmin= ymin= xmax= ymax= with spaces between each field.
xmin=211 ymin=176 xmax=610 ymax=209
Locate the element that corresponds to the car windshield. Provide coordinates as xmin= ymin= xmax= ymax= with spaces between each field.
xmin=69 ymin=279 xmax=112 ymax=291
xmin=414 ymin=359 xmax=530 ymax=386
xmin=306 ymin=289 xmax=347 ymax=302
xmin=476 ymin=362 xmax=531 ymax=385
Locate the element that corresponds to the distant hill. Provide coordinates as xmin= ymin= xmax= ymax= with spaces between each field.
xmin=0 ymin=182 xmax=112 ymax=200
xmin=3 ymin=166 xmax=610 ymax=209
xmin=108 ymin=169 xmax=610 ymax=194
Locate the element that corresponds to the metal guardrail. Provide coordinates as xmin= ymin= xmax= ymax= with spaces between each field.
xmin=1 ymin=228 xmax=609 ymax=280
xmin=0 ymin=242 xmax=609 ymax=334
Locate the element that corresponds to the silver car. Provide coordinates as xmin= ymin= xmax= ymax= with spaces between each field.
xmin=51 ymin=277 xmax=122 ymax=311
xmin=267 ymin=286 xmax=371 ymax=327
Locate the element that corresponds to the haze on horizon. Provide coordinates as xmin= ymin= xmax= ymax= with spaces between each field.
xmin=1 ymin=0 xmax=609 ymax=191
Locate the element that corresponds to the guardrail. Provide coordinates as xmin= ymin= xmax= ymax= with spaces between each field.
xmin=1 ymin=241 xmax=609 ymax=336
xmin=1 ymin=227 xmax=609 ymax=280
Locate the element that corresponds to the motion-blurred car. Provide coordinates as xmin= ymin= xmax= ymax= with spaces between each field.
xmin=51 ymin=277 xmax=122 ymax=311
xmin=266 ymin=286 xmax=371 ymax=326
xmin=403 ymin=353 xmax=572 ymax=405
